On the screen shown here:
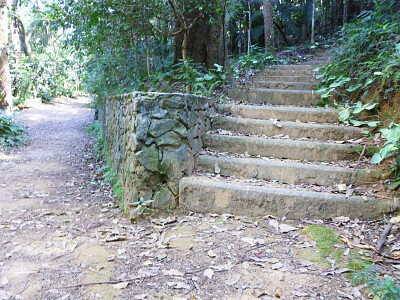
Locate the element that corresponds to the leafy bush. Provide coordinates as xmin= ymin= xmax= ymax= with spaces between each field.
xmin=85 ymin=121 xmax=104 ymax=158
xmin=316 ymin=1 xmax=400 ymax=105
xmin=0 ymin=111 xmax=27 ymax=147
xmin=13 ymin=51 xmax=79 ymax=104
xmin=232 ymin=45 xmax=280 ymax=78
xmin=353 ymin=265 xmax=400 ymax=300
xmin=144 ymin=59 xmax=227 ymax=96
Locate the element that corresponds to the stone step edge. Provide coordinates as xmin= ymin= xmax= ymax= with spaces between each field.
xmin=203 ymin=134 xmax=377 ymax=162
xmin=217 ymin=104 xmax=338 ymax=114
xmin=240 ymin=88 xmax=319 ymax=94
xmin=196 ymin=154 xmax=388 ymax=186
xmin=247 ymin=80 xmax=318 ymax=85
xmin=213 ymin=115 xmax=361 ymax=133
xmin=179 ymin=176 xmax=393 ymax=220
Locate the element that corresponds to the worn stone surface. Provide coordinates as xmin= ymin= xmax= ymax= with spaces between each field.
xmin=136 ymin=144 xmax=159 ymax=172
xmin=103 ymin=92 xmax=214 ymax=214
xmin=149 ymin=119 xmax=175 ymax=137
xmin=155 ymin=131 xmax=181 ymax=147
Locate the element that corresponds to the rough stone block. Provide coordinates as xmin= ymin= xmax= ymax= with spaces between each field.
xmin=156 ymin=131 xmax=181 ymax=147
xmin=136 ymin=144 xmax=159 ymax=172
xmin=153 ymin=187 xmax=174 ymax=208
xmin=149 ymin=119 xmax=175 ymax=137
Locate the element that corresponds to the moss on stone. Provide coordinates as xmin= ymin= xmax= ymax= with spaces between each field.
xmin=303 ymin=225 xmax=343 ymax=261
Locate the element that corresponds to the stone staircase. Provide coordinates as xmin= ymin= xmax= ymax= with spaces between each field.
xmin=179 ymin=57 xmax=394 ymax=220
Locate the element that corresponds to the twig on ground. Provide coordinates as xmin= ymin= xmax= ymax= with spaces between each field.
xmin=376 ymin=219 xmax=393 ymax=253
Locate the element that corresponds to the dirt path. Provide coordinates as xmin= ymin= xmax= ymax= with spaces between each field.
xmin=0 ymin=98 xmax=373 ymax=299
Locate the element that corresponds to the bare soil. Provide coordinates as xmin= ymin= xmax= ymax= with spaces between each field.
xmin=0 ymin=97 xmax=397 ymax=299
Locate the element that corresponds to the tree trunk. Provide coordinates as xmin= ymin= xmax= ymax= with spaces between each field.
xmin=174 ymin=16 xmax=224 ymax=68
xmin=311 ymin=0 xmax=315 ymax=44
xmin=343 ymin=0 xmax=348 ymax=25
xmin=0 ymin=1 xmax=12 ymax=110
xmin=247 ymin=0 xmax=251 ymax=55
xmin=263 ymin=0 xmax=274 ymax=53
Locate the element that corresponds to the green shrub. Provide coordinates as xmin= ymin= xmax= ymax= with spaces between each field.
xmin=144 ymin=58 xmax=227 ymax=96
xmin=232 ymin=45 xmax=281 ymax=78
xmin=353 ymin=265 xmax=400 ymax=300
xmin=0 ymin=111 xmax=27 ymax=147
xmin=316 ymin=1 xmax=400 ymax=106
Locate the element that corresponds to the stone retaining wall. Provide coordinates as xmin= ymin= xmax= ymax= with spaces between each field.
xmin=103 ymin=92 xmax=214 ymax=219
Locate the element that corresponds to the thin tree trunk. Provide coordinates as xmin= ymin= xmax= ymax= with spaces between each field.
xmin=247 ymin=0 xmax=251 ymax=55
xmin=238 ymin=16 xmax=242 ymax=56
xmin=263 ymin=0 xmax=274 ymax=53
xmin=343 ymin=0 xmax=348 ymax=25
xmin=311 ymin=0 xmax=315 ymax=45
xmin=145 ymin=35 xmax=150 ymax=76
xmin=0 ymin=1 xmax=12 ymax=110
xmin=181 ymin=31 xmax=188 ymax=61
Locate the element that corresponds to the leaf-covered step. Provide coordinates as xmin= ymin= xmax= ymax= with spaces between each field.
xmin=211 ymin=116 xmax=363 ymax=141
xmin=179 ymin=176 xmax=393 ymax=220
xmin=203 ymin=133 xmax=377 ymax=162
xmin=217 ymin=104 xmax=338 ymax=123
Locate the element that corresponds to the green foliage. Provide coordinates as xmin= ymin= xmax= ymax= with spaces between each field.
xmin=317 ymin=1 xmax=400 ymax=105
xmin=370 ymin=123 xmax=400 ymax=165
xmin=338 ymin=101 xmax=381 ymax=127
xmin=132 ymin=196 xmax=154 ymax=217
xmin=144 ymin=59 xmax=227 ymax=96
xmin=232 ymin=45 xmax=280 ymax=78
xmin=353 ymin=265 xmax=400 ymax=300
xmin=13 ymin=51 xmax=79 ymax=103
xmin=97 ymin=164 xmax=123 ymax=209
xmin=0 ymin=111 xmax=27 ymax=147
xmin=85 ymin=121 xmax=104 ymax=158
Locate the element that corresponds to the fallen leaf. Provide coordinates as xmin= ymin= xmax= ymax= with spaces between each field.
xmin=1 ymin=277 xmax=8 ymax=286
xmin=225 ymin=274 xmax=241 ymax=286
xmin=333 ymin=216 xmax=350 ymax=223
xmin=241 ymin=237 xmax=255 ymax=245
xmin=275 ymin=288 xmax=282 ymax=298
xmin=269 ymin=219 xmax=279 ymax=231
xmin=108 ymin=254 xmax=116 ymax=261
xmin=204 ymin=268 xmax=214 ymax=279
xmin=166 ymin=282 xmax=190 ymax=289
xmin=390 ymin=216 xmax=400 ymax=224
xmin=112 ymin=282 xmax=129 ymax=290
xmin=215 ymin=164 xmax=220 ymax=174
xmin=337 ymin=184 xmax=347 ymax=192
xmin=279 ymin=224 xmax=298 ymax=233
xmin=271 ymin=262 xmax=283 ymax=270
xmin=162 ymin=269 xmax=184 ymax=277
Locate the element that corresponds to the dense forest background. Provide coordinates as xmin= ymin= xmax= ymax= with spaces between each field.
xmin=0 ymin=0 xmax=398 ymax=110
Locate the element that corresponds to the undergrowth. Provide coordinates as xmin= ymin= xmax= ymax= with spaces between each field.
xmin=316 ymin=1 xmax=400 ymax=189
xmin=353 ymin=265 xmax=400 ymax=300
xmin=142 ymin=58 xmax=227 ymax=96
xmin=86 ymin=121 xmax=123 ymax=210
xmin=0 ymin=110 xmax=27 ymax=147
xmin=316 ymin=0 xmax=400 ymax=106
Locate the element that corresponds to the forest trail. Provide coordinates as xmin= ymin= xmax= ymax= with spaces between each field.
xmin=0 ymin=98 xmax=366 ymax=299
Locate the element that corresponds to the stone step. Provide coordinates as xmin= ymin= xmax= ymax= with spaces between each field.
xmin=246 ymin=81 xmax=318 ymax=90
xmin=212 ymin=116 xmax=363 ymax=141
xmin=203 ymin=134 xmax=376 ymax=162
xmin=228 ymin=88 xmax=320 ymax=106
xmin=179 ymin=176 xmax=392 ymax=220
xmin=196 ymin=155 xmax=387 ymax=186
xmin=250 ymin=75 xmax=318 ymax=82
xmin=264 ymin=64 xmax=316 ymax=70
xmin=257 ymin=69 xmax=315 ymax=76
xmin=217 ymin=104 xmax=338 ymax=123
